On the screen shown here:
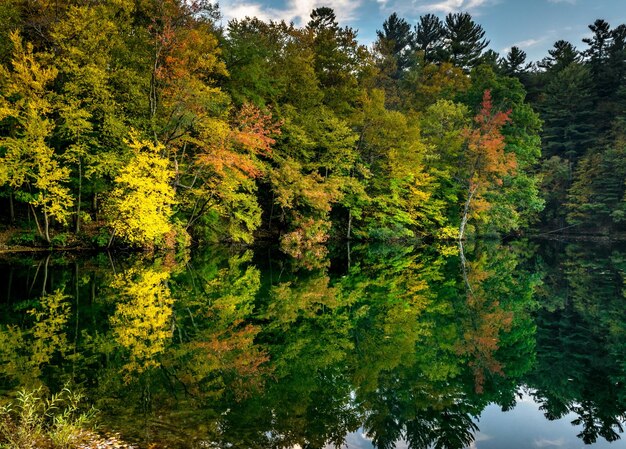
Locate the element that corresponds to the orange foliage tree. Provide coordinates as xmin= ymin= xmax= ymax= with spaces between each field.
xmin=460 ymin=90 xmax=515 ymax=240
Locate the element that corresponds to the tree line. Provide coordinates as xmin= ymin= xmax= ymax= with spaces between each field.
xmin=0 ymin=0 xmax=622 ymax=251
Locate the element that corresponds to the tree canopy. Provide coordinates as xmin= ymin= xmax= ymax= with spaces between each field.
xmin=0 ymin=2 xmax=623 ymax=247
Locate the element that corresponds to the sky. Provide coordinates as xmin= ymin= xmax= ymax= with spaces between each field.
xmin=215 ymin=0 xmax=626 ymax=63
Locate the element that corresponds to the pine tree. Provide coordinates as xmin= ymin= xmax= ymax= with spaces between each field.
xmin=414 ymin=14 xmax=446 ymax=63
xmin=375 ymin=13 xmax=414 ymax=79
xmin=539 ymin=40 xmax=580 ymax=72
xmin=444 ymin=13 xmax=489 ymax=71
xmin=539 ymin=63 xmax=595 ymax=161
xmin=501 ymin=46 xmax=532 ymax=77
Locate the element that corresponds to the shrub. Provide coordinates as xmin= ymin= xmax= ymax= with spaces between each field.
xmin=0 ymin=386 xmax=97 ymax=449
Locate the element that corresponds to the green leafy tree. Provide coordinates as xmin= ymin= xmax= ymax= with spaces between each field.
xmin=307 ymin=7 xmax=369 ymax=114
xmin=401 ymin=61 xmax=469 ymax=110
xmin=420 ymin=99 xmax=470 ymax=233
xmin=354 ymin=89 xmax=438 ymax=239
xmin=224 ymin=18 xmax=295 ymax=107
xmin=50 ymin=1 xmax=141 ymax=232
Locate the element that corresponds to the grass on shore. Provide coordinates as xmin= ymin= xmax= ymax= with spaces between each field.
xmin=0 ymin=386 xmax=133 ymax=449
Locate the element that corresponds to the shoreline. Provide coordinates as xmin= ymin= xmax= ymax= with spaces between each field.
xmin=1 ymin=231 xmax=626 ymax=256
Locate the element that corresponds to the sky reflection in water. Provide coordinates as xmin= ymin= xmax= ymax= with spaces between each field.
xmin=333 ymin=390 xmax=626 ymax=449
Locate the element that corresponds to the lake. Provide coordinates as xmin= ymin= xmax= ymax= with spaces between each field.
xmin=0 ymin=239 xmax=624 ymax=448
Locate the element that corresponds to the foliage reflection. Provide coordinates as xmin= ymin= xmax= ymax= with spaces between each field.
xmin=0 ymin=240 xmax=624 ymax=447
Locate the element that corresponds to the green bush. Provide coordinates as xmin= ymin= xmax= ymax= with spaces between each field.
xmin=92 ymin=228 xmax=111 ymax=248
xmin=8 ymin=231 xmax=37 ymax=246
xmin=50 ymin=233 xmax=70 ymax=247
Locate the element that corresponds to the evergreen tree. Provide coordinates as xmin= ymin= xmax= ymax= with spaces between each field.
xmin=566 ymin=126 xmax=626 ymax=231
xmin=444 ymin=12 xmax=489 ymax=71
xmin=583 ymin=19 xmax=613 ymax=88
xmin=375 ymin=13 xmax=414 ymax=79
xmin=500 ymin=46 xmax=532 ymax=77
xmin=481 ymin=49 xmax=501 ymax=71
xmin=582 ymin=20 xmax=626 ymax=136
xmin=307 ymin=7 xmax=366 ymax=114
xmin=414 ymin=14 xmax=446 ymax=63
xmin=539 ymin=40 xmax=580 ymax=72
xmin=539 ymin=63 xmax=595 ymax=161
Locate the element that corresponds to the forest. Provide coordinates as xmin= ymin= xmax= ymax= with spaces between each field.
xmin=0 ymin=0 xmax=624 ymax=253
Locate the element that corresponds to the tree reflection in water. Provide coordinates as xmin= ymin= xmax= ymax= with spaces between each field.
xmin=0 ymin=240 xmax=623 ymax=448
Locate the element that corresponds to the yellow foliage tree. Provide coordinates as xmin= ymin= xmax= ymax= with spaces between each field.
xmin=105 ymin=134 xmax=176 ymax=248
xmin=0 ymin=31 xmax=73 ymax=242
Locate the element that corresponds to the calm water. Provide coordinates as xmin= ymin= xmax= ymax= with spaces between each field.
xmin=0 ymin=239 xmax=624 ymax=449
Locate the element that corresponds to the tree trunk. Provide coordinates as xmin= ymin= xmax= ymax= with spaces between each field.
xmin=74 ymin=262 xmax=80 ymax=374
xmin=150 ymin=42 xmax=161 ymax=142
xmin=75 ymin=156 xmax=82 ymax=233
xmin=459 ymin=185 xmax=478 ymax=242
xmin=9 ymin=192 xmax=14 ymax=224
xmin=107 ymin=229 xmax=116 ymax=249
xmin=7 ymin=268 xmax=13 ymax=303
xmin=459 ymin=239 xmax=473 ymax=296
xmin=43 ymin=209 xmax=51 ymax=244
xmin=268 ymin=192 xmax=275 ymax=232
xmin=459 ymin=184 xmax=479 ymax=297
xmin=347 ymin=209 xmax=352 ymax=240
xmin=30 ymin=204 xmax=44 ymax=242
xmin=29 ymin=259 xmax=42 ymax=296
xmin=93 ymin=193 xmax=98 ymax=222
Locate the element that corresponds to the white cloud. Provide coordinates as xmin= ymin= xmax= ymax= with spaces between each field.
xmin=376 ymin=0 xmax=497 ymax=17
xmin=423 ymin=0 xmax=491 ymax=14
xmin=475 ymin=433 xmax=494 ymax=442
xmin=501 ymin=36 xmax=546 ymax=53
xmin=219 ymin=1 xmax=277 ymax=22
xmin=219 ymin=0 xmax=362 ymax=27
xmin=534 ymin=437 xmax=567 ymax=448
xmin=547 ymin=0 xmax=576 ymax=4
